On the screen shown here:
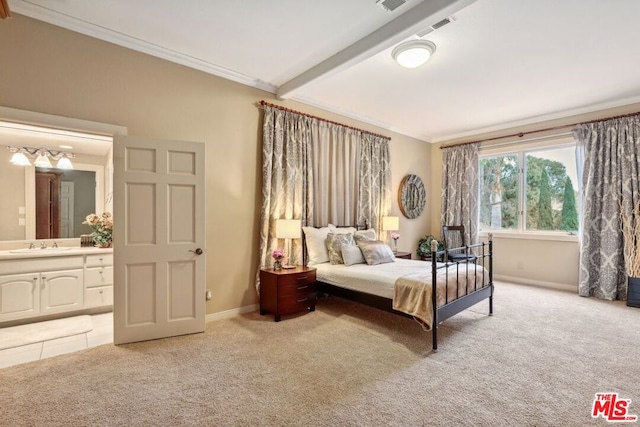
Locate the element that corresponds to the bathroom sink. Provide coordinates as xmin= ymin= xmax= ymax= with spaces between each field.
xmin=10 ymin=247 xmax=72 ymax=253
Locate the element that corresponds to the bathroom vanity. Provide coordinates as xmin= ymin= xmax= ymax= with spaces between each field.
xmin=0 ymin=247 xmax=113 ymax=323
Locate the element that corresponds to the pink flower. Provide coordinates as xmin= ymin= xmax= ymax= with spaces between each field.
xmin=391 ymin=232 xmax=400 ymax=240
xmin=272 ymin=249 xmax=285 ymax=261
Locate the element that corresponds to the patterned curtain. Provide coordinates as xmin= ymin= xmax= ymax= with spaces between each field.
xmin=573 ymin=115 xmax=640 ymax=300
xmin=259 ymin=106 xmax=313 ymax=272
xmin=357 ymin=134 xmax=392 ymax=235
xmin=440 ymin=143 xmax=479 ymax=245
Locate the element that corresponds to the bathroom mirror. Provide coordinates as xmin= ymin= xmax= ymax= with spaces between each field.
xmin=0 ymin=118 xmax=112 ymax=243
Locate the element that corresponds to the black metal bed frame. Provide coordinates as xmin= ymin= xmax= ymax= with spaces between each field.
xmin=312 ymin=231 xmax=494 ymax=351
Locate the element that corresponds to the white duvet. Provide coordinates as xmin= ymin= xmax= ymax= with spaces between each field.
xmin=314 ymin=259 xmax=434 ymax=299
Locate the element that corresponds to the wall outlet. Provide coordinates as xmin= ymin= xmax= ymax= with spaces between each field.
xmin=18 ymin=206 xmax=25 ymax=215
xmin=18 ymin=218 xmax=26 ymax=226
xmin=517 ymin=261 xmax=524 ymax=270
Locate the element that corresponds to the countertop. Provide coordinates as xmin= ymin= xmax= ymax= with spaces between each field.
xmin=0 ymin=247 xmax=113 ymax=261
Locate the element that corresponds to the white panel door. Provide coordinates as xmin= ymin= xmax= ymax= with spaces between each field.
xmin=60 ymin=181 xmax=74 ymax=238
xmin=113 ymin=135 xmax=205 ymax=345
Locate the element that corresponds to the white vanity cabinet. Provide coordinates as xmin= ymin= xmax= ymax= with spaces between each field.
xmin=0 ymin=273 xmax=40 ymax=322
xmin=40 ymin=269 xmax=84 ymax=315
xmin=0 ymin=249 xmax=113 ymax=323
xmin=84 ymin=254 xmax=114 ymax=308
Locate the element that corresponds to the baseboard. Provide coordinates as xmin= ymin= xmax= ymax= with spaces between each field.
xmin=205 ymin=304 xmax=259 ymax=323
xmin=494 ymin=275 xmax=577 ymax=293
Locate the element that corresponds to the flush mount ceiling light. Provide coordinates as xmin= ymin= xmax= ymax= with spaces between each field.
xmin=392 ymin=40 xmax=437 ymax=68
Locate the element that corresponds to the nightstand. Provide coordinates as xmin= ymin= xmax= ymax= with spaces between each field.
xmin=394 ymin=251 xmax=412 ymax=260
xmin=259 ymin=266 xmax=317 ymax=322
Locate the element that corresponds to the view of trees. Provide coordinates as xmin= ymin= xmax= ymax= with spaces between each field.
xmin=479 ymin=153 xmax=579 ymax=232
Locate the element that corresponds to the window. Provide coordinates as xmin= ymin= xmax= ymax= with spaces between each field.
xmin=479 ymin=141 xmax=579 ymax=234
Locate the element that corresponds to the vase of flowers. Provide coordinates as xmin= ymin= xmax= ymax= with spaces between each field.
xmin=272 ymin=249 xmax=285 ymax=271
xmin=83 ymin=212 xmax=113 ymax=248
xmin=390 ymin=232 xmax=399 ymax=253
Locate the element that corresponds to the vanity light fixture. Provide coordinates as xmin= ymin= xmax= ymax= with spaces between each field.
xmin=6 ymin=146 xmax=76 ymax=169
xmin=392 ymin=40 xmax=437 ymax=68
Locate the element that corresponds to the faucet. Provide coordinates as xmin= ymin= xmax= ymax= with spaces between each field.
xmin=52 ymin=241 xmax=59 ymax=248
xmin=40 ymin=241 xmax=47 ymax=249
xmin=27 ymin=242 xmax=35 ymax=250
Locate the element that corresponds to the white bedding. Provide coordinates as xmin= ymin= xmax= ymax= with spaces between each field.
xmin=315 ymin=259 xmax=433 ymax=299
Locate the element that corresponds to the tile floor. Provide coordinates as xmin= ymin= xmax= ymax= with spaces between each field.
xmin=0 ymin=312 xmax=113 ymax=369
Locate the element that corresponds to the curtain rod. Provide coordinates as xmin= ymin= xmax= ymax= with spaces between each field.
xmin=259 ymin=100 xmax=391 ymax=141
xmin=440 ymin=110 xmax=640 ymax=150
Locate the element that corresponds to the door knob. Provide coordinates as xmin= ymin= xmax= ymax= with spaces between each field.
xmin=189 ymin=248 xmax=203 ymax=255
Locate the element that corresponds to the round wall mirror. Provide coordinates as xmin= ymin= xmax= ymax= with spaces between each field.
xmin=398 ymin=174 xmax=426 ymax=219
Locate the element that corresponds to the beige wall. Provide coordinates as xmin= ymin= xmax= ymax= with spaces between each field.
xmin=431 ymin=102 xmax=640 ymax=290
xmin=0 ymin=15 xmax=431 ymax=314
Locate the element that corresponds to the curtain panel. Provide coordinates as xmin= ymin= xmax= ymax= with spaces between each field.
xmin=259 ymin=106 xmax=313 ymax=270
xmin=311 ymin=123 xmax=361 ymax=227
xmin=574 ymin=115 xmax=640 ymax=300
xmin=440 ymin=143 xmax=479 ymax=245
xmin=357 ymin=134 xmax=392 ymax=235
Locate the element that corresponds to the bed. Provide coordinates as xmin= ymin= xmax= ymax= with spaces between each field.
xmin=303 ymin=225 xmax=493 ymax=350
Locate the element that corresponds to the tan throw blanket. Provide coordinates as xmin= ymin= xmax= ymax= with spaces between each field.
xmin=393 ymin=263 xmax=488 ymax=330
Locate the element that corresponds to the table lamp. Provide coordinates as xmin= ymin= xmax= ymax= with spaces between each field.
xmin=276 ymin=219 xmax=301 ymax=268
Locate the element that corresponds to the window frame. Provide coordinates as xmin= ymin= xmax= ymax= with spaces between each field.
xmin=478 ymin=135 xmax=579 ymax=242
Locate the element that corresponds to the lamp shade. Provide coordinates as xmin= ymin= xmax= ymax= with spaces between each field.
xmin=56 ymin=156 xmax=74 ymax=169
xmin=10 ymin=152 xmax=31 ymax=166
xmin=382 ymin=216 xmax=399 ymax=231
xmin=34 ymin=153 xmax=52 ymax=168
xmin=276 ymin=219 xmax=301 ymax=239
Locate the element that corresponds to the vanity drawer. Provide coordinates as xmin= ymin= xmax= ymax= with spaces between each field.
xmin=86 ymin=254 xmax=113 ymax=268
xmin=85 ymin=286 xmax=113 ymax=308
xmin=85 ymin=266 xmax=113 ymax=288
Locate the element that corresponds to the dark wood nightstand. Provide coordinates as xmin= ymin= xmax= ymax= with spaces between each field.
xmin=259 ymin=266 xmax=317 ymax=322
xmin=394 ymin=251 xmax=412 ymax=260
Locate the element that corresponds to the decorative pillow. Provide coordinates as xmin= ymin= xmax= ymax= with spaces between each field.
xmin=356 ymin=240 xmax=396 ymax=265
xmin=329 ymin=225 xmax=357 ymax=234
xmin=353 ymin=228 xmax=377 ymax=244
xmin=341 ymin=243 xmax=365 ymax=266
xmin=325 ymin=233 xmax=355 ymax=265
xmin=302 ymin=226 xmax=332 ymax=265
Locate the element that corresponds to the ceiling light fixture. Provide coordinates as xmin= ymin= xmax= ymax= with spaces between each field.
xmin=6 ymin=146 xmax=76 ymax=169
xmin=392 ymin=40 xmax=437 ymax=68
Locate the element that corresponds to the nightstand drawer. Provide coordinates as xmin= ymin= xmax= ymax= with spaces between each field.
xmin=279 ymin=281 xmax=316 ymax=297
xmin=279 ymin=294 xmax=317 ymax=314
xmin=278 ymin=271 xmax=316 ymax=287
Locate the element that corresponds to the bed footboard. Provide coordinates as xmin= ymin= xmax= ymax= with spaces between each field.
xmin=431 ymin=235 xmax=493 ymax=350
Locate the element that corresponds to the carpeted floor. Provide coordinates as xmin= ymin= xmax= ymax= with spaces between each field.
xmin=0 ymin=281 xmax=638 ymax=426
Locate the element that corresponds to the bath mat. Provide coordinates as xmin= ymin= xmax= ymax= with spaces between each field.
xmin=0 ymin=315 xmax=93 ymax=350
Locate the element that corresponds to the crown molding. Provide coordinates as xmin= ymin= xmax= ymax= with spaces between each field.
xmin=11 ymin=2 xmax=277 ymax=94
xmin=431 ymin=95 xmax=640 ymax=143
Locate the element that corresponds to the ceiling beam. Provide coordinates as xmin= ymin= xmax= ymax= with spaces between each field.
xmin=276 ymin=0 xmax=477 ymax=99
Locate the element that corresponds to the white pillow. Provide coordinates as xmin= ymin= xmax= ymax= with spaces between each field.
xmin=302 ymin=226 xmax=331 ymax=265
xmin=341 ymin=243 xmax=365 ymax=266
xmin=356 ymin=240 xmax=396 ymax=265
